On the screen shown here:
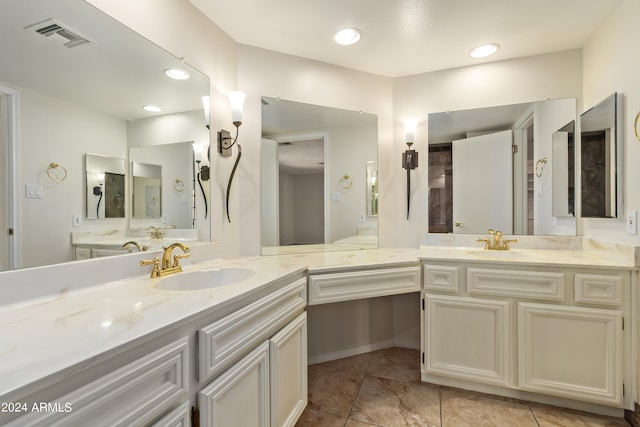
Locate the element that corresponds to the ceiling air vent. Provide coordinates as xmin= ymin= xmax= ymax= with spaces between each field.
xmin=25 ymin=19 xmax=90 ymax=48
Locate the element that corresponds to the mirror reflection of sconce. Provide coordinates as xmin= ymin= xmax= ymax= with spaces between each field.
xmin=94 ymin=173 xmax=105 ymax=218
xmin=402 ymin=120 xmax=419 ymax=220
xmin=202 ymin=95 xmax=211 ymax=130
xmin=193 ymin=143 xmax=210 ymax=219
xmin=535 ymin=157 xmax=548 ymax=177
xmin=217 ymin=91 xmax=246 ymax=222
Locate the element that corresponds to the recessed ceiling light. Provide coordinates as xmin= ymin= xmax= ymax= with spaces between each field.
xmin=334 ymin=28 xmax=361 ymax=46
xmin=164 ymin=68 xmax=190 ymax=80
xmin=143 ymin=105 xmax=162 ymax=112
xmin=470 ymin=43 xmax=500 ymax=58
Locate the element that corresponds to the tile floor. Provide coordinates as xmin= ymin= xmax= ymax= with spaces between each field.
xmin=295 ymin=347 xmax=630 ymax=427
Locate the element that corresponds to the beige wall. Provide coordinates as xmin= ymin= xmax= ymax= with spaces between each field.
xmin=582 ymin=0 xmax=640 ymax=244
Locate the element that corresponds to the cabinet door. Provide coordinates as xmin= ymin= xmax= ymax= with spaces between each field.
xmin=198 ymin=342 xmax=270 ymax=427
xmin=424 ymin=295 xmax=511 ymax=387
xmin=270 ymin=312 xmax=307 ymax=427
xmin=518 ymin=303 xmax=623 ymax=406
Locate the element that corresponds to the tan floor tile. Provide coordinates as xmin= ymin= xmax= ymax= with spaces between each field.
xmin=530 ymin=403 xmax=630 ymax=427
xmin=308 ymin=364 xmax=366 ymax=418
xmin=319 ymin=352 xmax=375 ymax=373
xmin=441 ymin=387 xmax=538 ymax=427
xmin=295 ymin=407 xmax=347 ymax=427
xmin=345 ymin=419 xmax=380 ymax=427
xmin=350 ymin=375 xmax=440 ymax=427
xmin=367 ymin=347 xmax=421 ymax=383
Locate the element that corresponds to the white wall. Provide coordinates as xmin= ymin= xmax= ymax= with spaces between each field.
xmin=581 ymin=0 xmax=640 ymax=245
xmin=18 ymin=87 xmax=127 ymax=268
xmin=392 ymin=49 xmax=583 ymax=247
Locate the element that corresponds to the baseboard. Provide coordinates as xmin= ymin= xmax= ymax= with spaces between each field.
xmin=308 ymin=338 xmax=420 ymax=365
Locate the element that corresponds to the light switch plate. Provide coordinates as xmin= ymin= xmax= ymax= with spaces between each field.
xmin=72 ymin=214 xmax=82 ymax=227
xmin=626 ymin=210 xmax=637 ymax=234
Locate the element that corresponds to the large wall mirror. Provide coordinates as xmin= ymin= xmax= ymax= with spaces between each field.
xmin=261 ymin=97 xmax=378 ymax=255
xmin=580 ymin=92 xmax=623 ymax=218
xmin=0 ymin=0 xmax=210 ymax=270
xmin=428 ymin=98 xmax=577 ymax=236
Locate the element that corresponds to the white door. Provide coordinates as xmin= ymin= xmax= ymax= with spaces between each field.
xmin=198 ymin=342 xmax=270 ymax=427
xmin=0 ymin=93 xmax=10 ymax=271
xmin=261 ymin=138 xmax=279 ymax=247
xmin=452 ymin=130 xmax=513 ymax=234
xmin=518 ymin=302 xmax=623 ymax=406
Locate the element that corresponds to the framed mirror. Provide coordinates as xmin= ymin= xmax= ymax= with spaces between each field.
xmin=580 ymin=92 xmax=623 ymax=218
xmin=428 ymin=98 xmax=576 ymax=235
xmin=260 ymin=97 xmax=378 ymax=255
xmin=0 ymin=0 xmax=210 ymax=270
xmin=551 ymin=121 xmax=575 ymax=218
xmin=85 ymin=153 xmax=125 ymax=219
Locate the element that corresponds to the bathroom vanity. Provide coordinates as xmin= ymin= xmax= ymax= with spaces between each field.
xmin=0 ymin=242 xmax=637 ymax=425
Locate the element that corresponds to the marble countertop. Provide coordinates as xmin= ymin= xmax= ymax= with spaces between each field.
xmin=0 ymin=244 xmax=635 ymax=399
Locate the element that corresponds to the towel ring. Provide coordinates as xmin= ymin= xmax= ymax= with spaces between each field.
xmin=174 ymin=178 xmax=185 ymax=192
xmin=634 ymin=111 xmax=640 ymax=142
xmin=535 ymin=157 xmax=548 ymax=177
xmin=339 ymin=174 xmax=352 ymax=192
xmin=46 ymin=163 xmax=68 ymax=182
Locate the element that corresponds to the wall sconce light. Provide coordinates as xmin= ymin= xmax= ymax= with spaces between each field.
xmin=217 ymin=90 xmax=246 ymax=222
xmin=402 ymin=120 xmax=419 ymax=220
xmin=94 ymin=172 xmax=105 ymax=219
xmin=201 ymin=96 xmax=210 ymax=129
xmin=193 ymin=143 xmax=209 ymax=219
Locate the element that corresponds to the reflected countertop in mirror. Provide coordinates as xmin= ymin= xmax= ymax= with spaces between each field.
xmin=260 ymin=97 xmax=378 ymax=255
xmin=0 ymin=0 xmax=210 ymax=271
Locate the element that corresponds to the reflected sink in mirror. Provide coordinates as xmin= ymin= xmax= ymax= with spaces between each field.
xmin=155 ymin=268 xmax=255 ymax=291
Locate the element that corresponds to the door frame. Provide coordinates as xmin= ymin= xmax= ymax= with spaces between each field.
xmin=0 ymin=85 xmax=19 ymax=270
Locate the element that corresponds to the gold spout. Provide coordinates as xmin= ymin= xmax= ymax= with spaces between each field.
xmin=140 ymin=243 xmax=190 ymax=278
xmin=123 ymin=240 xmax=148 ymax=252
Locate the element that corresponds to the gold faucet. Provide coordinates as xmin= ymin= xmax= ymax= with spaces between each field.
xmin=140 ymin=242 xmax=190 ymax=278
xmin=477 ymin=229 xmax=517 ymax=251
xmin=122 ymin=240 xmax=148 ymax=252
xmin=146 ymin=226 xmax=165 ymax=240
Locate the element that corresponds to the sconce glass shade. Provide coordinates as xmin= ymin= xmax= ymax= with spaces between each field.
xmin=193 ymin=143 xmax=204 ymax=162
xmin=227 ymin=91 xmax=246 ymax=126
xmin=201 ymin=95 xmax=210 ymax=129
xmin=404 ymin=120 xmax=417 ymax=144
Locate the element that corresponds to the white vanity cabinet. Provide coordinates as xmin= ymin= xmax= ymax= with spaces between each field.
xmin=196 ymin=278 xmax=308 ymax=427
xmin=421 ymin=262 xmax=633 ymax=410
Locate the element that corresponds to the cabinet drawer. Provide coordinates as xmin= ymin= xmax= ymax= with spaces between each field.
xmin=575 ymin=274 xmax=623 ymax=307
xmin=8 ymin=337 xmax=189 ymax=427
xmin=423 ymin=265 xmax=459 ymax=293
xmin=308 ymin=266 xmax=420 ymax=305
xmin=467 ymin=268 xmax=564 ymax=301
xmin=198 ymin=278 xmax=306 ymax=382
xmin=151 ymin=401 xmax=190 ymax=427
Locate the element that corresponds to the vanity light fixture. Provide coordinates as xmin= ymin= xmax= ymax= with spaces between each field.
xmin=94 ymin=173 xmax=105 ymax=219
xmin=402 ymin=120 xmax=419 ymax=220
xmin=193 ymin=143 xmax=210 ymax=219
xmin=202 ymin=95 xmax=211 ymax=129
xmin=217 ymin=91 xmax=246 ymax=222
xmin=470 ymin=43 xmax=500 ymax=58
xmin=164 ymin=68 xmax=190 ymax=80
xmin=143 ymin=105 xmax=162 ymax=113
xmin=334 ymin=28 xmax=361 ymax=46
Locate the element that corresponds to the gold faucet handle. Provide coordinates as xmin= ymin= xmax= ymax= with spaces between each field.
xmin=476 ymin=238 xmax=490 ymax=250
xmin=488 ymin=229 xmax=495 ymax=235
xmin=140 ymin=257 xmax=161 ymax=277
xmin=172 ymin=252 xmax=191 ymax=268
xmin=503 ymin=239 xmax=518 ymax=250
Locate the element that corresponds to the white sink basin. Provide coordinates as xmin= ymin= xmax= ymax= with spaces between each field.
xmin=466 ymin=249 xmax=524 ymax=259
xmin=155 ymin=268 xmax=255 ymax=291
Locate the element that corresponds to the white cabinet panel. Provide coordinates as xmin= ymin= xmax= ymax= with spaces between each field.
xmin=425 ymin=295 xmax=511 ymax=387
xmin=423 ymin=264 xmax=459 ymax=293
xmin=575 ymin=274 xmax=623 ymax=307
xmin=7 ymin=337 xmax=189 ymax=427
xmin=308 ymin=266 xmax=420 ymax=305
xmin=518 ymin=303 xmax=623 ymax=406
xmin=198 ymin=278 xmax=306 ymax=382
xmin=151 ymin=401 xmax=190 ymax=427
xmin=198 ymin=342 xmax=270 ymax=427
xmin=270 ymin=312 xmax=308 ymax=427
xmin=467 ymin=268 xmax=565 ymax=301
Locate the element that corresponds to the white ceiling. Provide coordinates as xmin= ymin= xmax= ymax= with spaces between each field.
xmin=189 ymin=0 xmax=622 ymax=77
